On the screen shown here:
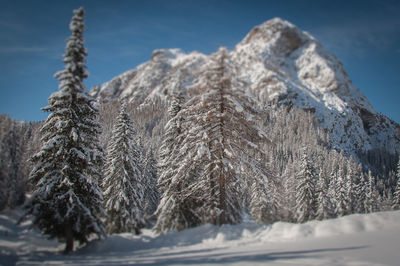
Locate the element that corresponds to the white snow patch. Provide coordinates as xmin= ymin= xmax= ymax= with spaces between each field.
xmin=1 ymin=207 xmax=400 ymax=266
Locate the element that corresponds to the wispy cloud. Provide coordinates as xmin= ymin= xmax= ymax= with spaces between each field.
xmin=0 ymin=46 xmax=49 ymax=54
xmin=315 ymin=22 xmax=399 ymax=57
xmin=0 ymin=19 xmax=24 ymax=31
xmin=311 ymin=4 xmax=400 ymax=59
xmin=0 ymin=15 xmax=59 ymax=57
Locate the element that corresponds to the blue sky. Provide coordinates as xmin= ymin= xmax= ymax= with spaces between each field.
xmin=1 ymin=0 xmax=399 ymax=123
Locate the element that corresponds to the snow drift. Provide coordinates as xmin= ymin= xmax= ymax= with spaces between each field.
xmin=1 ymin=209 xmax=400 ymax=265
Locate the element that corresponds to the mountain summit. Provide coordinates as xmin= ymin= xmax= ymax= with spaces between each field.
xmin=90 ymin=18 xmax=400 ymax=155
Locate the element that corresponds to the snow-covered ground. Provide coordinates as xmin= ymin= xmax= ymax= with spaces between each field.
xmin=1 ymin=209 xmax=399 ymax=266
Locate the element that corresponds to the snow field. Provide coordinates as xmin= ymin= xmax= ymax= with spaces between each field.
xmin=1 ymin=209 xmax=400 ymax=265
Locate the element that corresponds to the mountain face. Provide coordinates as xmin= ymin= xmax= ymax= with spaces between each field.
xmin=90 ymin=18 xmax=400 ymax=155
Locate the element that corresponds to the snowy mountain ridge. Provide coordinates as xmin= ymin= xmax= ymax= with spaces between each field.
xmin=90 ymin=17 xmax=400 ymax=155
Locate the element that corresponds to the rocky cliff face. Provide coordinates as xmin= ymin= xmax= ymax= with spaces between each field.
xmin=90 ymin=18 xmax=400 ymax=155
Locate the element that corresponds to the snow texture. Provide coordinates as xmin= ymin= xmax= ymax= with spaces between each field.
xmin=1 ymin=207 xmax=400 ymax=265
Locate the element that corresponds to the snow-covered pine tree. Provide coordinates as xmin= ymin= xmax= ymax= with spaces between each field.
xmin=0 ymin=118 xmax=25 ymax=209
xmin=193 ymin=47 xmax=271 ymax=225
xmin=365 ymin=170 xmax=378 ymax=213
xmin=326 ymin=151 xmax=339 ymax=218
xmin=22 ymin=7 xmax=104 ymax=253
xmin=315 ymin=168 xmax=332 ymax=220
xmin=295 ymin=151 xmax=317 ymax=223
xmin=0 ymin=168 xmax=7 ymax=210
xmin=156 ymin=47 xmax=271 ymax=232
xmin=281 ymin=158 xmax=298 ymax=222
xmin=345 ymin=156 xmax=358 ymax=214
xmin=249 ymin=163 xmax=279 ymax=224
xmin=354 ymin=171 xmax=368 ymax=213
xmin=156 ymin=87 xmax=184 ymax=194
xmin=102 ymin=101 xmax=145 ymax=234
xmin=334 ymin=161 xmax=348 ymax=217
xmin=392 ymin=157 xmax=400 ymax=210
xmin=142 ymin=148 xmax=159 ymax=218
xmin=378 ymin=189 xmax=393 ymax=211
xmin=155 ymin=87 xmax=195 ymax=233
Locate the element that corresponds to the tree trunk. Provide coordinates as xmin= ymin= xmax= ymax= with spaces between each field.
xmin=64 ymin=222 xmax=74 ymax=254
xmin=134 ymin=227 xmax=141 ymax=235
xmin=217 ymin=76 xmax=227 ymax=226
xmin=218 ymin=170 xmax=226 ymax=225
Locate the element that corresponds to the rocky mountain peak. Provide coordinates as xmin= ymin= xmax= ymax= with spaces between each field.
xmin=90 ymin=17 xmax=400 ymax=156
xmin=240 ymin=17 xmax=311 ymax=57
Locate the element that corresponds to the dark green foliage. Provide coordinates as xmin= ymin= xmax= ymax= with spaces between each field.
xmin=22 ymin=7 xmax=105 ymax=253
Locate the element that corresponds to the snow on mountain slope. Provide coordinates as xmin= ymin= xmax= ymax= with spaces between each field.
xmin=232 ymin=18 xmax=399 ymax=153
xmin=91 ymin=48 xmax=207 ymax=104
xmin=90 ymin=18 xmax=400 ymax=154
xmin=1 ymin=208 xmax=400 ymax=265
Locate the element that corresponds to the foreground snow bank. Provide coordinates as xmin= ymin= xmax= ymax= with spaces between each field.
xmin=81 ymin=210 xmax=400 ymax=254
xmin=1 ymin=209 xmax=400 ymax=265
xmin=259 ymin=211 xmax=399 ymax=241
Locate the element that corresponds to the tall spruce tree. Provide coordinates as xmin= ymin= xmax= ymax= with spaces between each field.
xmin=355 ymin=171 xmax=368 ymax=213
xmin=295 ymin=151 xmax=317 ymax=223
xmin=345 ymin=157 xmax=358 ymax=214
xmin=249 ymin=170 xmax=279 ymax=224
xmin=22 ymin=7 xmax=105 ymax=253
xmin=392 ymin=157 xmax=400 ymax=210
xmin=142 ymin=148 xmax=159 ymax=218
xmin=281 ymin=158 xmax=298 ymax=222
xmin=154 ymin=87 xmax=194 ymax=233
xmin=102 ymin=101 xmax=145 ymax=234
xmin=334 ymin=162 xmax=348 ymax=217
xmin=365 ymin=170 xmax=378 ymax=213
xmin=156 ymin=88 xmax=184 ymax=196
xmin=316 ymin=168 xmax=331 ymax=220
xmin=326 ymin=151 xmax=339 ymax=218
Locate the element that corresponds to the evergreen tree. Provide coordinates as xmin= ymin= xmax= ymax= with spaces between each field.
xmin=155 ymin=87 xmax=194 ymax=233
xmin=281 ymin=158 xmax=298 ymax=222
xmin=334 ymin=162 xmax=348 ymax=217
xmin=316 ymin=168 xmax=332 ymax=220
xmin=392 ymin=157 xmax=400 ymax=210
xmin=378 ymin=188 xmax=393 ymax=211
xmin=21 ymin=7 xmax=105 ymax=253
xmin=249 ymin=164 xmax=279 ymax=224
xmin=102 ymin=101 xmax=145 ymax=234
xmin=156 ymin=87 xmax=184 ymax=195
xmin=0 ymin=169 xmax=7 ymax=210
xmin=156 ymin=47 xmax=271 ymax=232
xmin=365 ymin=170 xmax=378 ymax=213
xmin=354 ymin=171 xmax=368 ymax=213
xmin=345 ymin=157 xmax=358 ymax=214
xmin=326 ymin=151 xmax=339 ymax=218
xmin=142 ymin=148 xmax=159 ymax=218
xmin=0 ymin=115 xmax=27 ymax=210
xmin=295 ymin=151 xmax=317 ymax=223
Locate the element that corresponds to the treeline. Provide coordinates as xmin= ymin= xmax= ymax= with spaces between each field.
xmin=0 ymin=115 xmax=41 ymax=209
xmin=259 ymin=106 xmax=399 ymax=223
